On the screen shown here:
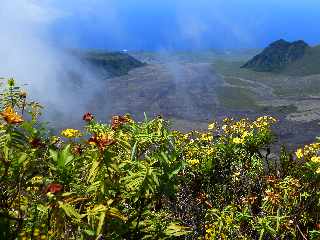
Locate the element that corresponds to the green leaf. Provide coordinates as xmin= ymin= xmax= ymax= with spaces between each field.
xmin=37 ymin=204 xmax=49 ymax=213
xmin=49 ymin=149 xmax=58 ymax=162
xmin=18 ymin=153 xmax=28 ymax=165
xmin=165 ymin=223 xmax=192 ymax=237
xmin=84 ymin=229 xmax=95 ymax=236
xmin=61 ymin=144 xmax=74 ymax=166
xmin=96 ymin=211 xmax=106 ymax=236
xmin=131 ymin=141 xmax=138 ymax=161
xmin=108 ymin=208 xmax=127 ymax=221
xmin=59 ymin=202 xmax=82 ymax=222
xmin=61 ymin=192 xmax=74 ymax=197
xmin=86 ymin=181 xmax=101 ymax=193
xmin=87 ymin=160 xmax=101 ymax=183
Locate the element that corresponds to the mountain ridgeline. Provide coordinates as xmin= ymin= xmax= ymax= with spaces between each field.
xmin=242 ymin=39 xmax=320 ymax=75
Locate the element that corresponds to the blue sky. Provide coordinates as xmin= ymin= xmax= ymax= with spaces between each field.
xmin=49 ymin=0 xmax=320 ymax=50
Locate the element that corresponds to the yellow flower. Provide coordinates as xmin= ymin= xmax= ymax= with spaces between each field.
xmin=200 ymin=133 xmax=213 ymax=142
xmin=0 ymin=106 xmax=24 ymax=124
xmin=50 ymin=136 xmax=61 ymax=145
xmin=241 ymin=131 xmax=251 ymax=139
xmin=316 ymin=168 xmax=320 ymax=174
xmin=232 ymin=171 xmax=241 ymax=181
xmin=61 ymin=129 xmax=82 ymax=138
xmin=295 ymin=148 xmax=304 ymax=159
xmin=33 ymin=229 xmax=40 ymax=237
xmin=206 ymin=147 xmax=216 ymax=155
xmin=8 ymin=78 xmax=15 ymax=87
xmin=208 ymin=122 xmax=216 ymax=131
xmin=222 ymin=124 xmax=231 ymax=134
xmin=31 ymin=176 xmax=43 ymax=184
xmin=311 ymin=156 xmax=320 ymax=163
xmin=187 ymin=159 xmax=200 ymax=166
xmin=232 ymin=137 xmax=243 ymax=144
xmin=223 ymin=117 xmax=233 ymax=123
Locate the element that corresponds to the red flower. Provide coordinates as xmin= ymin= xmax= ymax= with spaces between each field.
xmin=44 ymin=183 xmax=63 ymax=194
xmin=29 ymin=138 xmax=44 ymax=149
xmin=83 ymin=112 xmax=94 ymax=122
xmin=73 ymin=145 xmax=83 ymax=155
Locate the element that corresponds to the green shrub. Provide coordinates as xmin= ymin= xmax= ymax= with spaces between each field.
xmin=0 ymin=78 xmax=319 ymax=239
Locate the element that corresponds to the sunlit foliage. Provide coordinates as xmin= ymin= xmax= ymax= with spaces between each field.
xmin=0 ymin=79 xmax=319 ymax=239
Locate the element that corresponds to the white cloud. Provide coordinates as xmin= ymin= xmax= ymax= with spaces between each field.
xmin=0 ymin=0 xmax=106 ymax=127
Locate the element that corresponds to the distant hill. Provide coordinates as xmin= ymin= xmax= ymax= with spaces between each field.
xmin=241 ymin=39 xmax=311 ymax=73
xmin=72 ymin=50 xmax=146 ymax=77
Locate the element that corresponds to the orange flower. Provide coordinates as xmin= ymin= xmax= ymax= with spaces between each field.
xmin=0 ymin=106 xmax=24 ymax=124
xmin=196 ymin=192 xmax=213 ymax=208
xmin=88 ymin=134 xmax=116 ymax=151
xmin=264 ymin=190 xmax=280 ymax=204
xmin=111 ymin=115 xmax=130 ymax=130
xmin=265 ymin=175 xmax=277 ymax=184
xmin=241 ymin=195 xmax=258 ymax=205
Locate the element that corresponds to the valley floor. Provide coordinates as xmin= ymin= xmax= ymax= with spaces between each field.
xmin=86 ymin=51 xmax=320 ymax=149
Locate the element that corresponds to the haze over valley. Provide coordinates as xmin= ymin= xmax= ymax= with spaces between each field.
xmin=79 ymin=48 xmax=320 ymax=149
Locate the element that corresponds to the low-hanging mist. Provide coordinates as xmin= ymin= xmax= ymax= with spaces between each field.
xmin=0 ymin=0 xmax=109 ymax=128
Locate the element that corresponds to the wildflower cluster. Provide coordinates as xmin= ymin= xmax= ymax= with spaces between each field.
xmin=296 ymin=141 xmax=320 ymax=174
xmin=219 ymin=116 xmax=277 ymax=146
xmin=88 ymin=132 xmax=116 ymax=151
xmin=295 ymin=142 xmax=320 ymax=160
xmin=173 ymin=130 xmax=215 ymax=168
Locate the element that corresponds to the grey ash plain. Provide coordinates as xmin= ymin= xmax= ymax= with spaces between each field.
xmin=80 ymin=49 xmax=320 ymax=150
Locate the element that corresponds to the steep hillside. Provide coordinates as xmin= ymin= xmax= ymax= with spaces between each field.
xmin=242 ymin=39 xmax=310 ymax=72
xmin=283 ymin=45 xmax=320 ymax=75
xmin=72 ymin=50 xmax=146 ymax=77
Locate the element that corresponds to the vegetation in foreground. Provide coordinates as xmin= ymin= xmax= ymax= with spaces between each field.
xmin=0 ymin=78 xmax=319 ymax=240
